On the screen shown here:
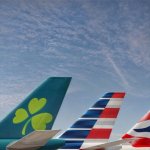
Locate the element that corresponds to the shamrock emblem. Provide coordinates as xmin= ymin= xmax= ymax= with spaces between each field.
xmin=13 ymin=98 xmax=52 ymax=135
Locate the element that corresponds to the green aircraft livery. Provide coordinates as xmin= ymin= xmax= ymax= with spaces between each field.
xmin=0 ymin=77 xmax=71 ymax=150
xmin=13 ymin=98 xmax=53 ymax=135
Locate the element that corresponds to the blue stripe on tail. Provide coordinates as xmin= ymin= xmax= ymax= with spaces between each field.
xmin=134 ymin=126 xmax=150 ymax=132
xmin=61 ymin=141 xmax=84 ymax=149
xmin=71 ymin=119 xmax=96 ymax=128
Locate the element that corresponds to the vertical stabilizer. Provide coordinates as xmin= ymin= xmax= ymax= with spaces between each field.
xmin=0 ymin=77 xmax=71 ymax=138
xmin=59 ymin=92 xmax=125 ymax=149
xmin=122 ymin=111 xmax=150 ymax=147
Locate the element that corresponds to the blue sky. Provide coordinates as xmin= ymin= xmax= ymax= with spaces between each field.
xmin=0 ymin=0 xmax=150 ymax=140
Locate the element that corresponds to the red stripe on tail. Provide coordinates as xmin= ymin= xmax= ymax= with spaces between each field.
xmin=132 ymin=138 xmax=150 ymax=147
xmin=87 ymin=129 xmax=112 ymax=139
xmin=139 ymin=111 xmax=150 ymax=122
xmin=122 ymin=134 xmax=135 ymax=139
xmin=100 ymin=108 xmax=120 ymax=118
xmin=112 ymin=92 xmax=125 ymax=98
xmin=122 ymin=134 xmax=150 ymax=147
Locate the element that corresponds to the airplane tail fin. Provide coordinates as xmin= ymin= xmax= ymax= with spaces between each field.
xmin=0 ymin=77 xmax=71 ymax=138
xmin=58 ymin=92 xmax=125 ymax=149
xmin=122 ymin=111 xmax=150 ymax=147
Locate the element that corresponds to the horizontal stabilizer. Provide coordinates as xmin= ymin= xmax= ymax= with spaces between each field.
xmin=7 ymin=130 xmax=60 ymax=150
xmin=83 ymin=138 xmax=136 ymax=150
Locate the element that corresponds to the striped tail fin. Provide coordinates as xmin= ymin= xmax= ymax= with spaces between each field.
xmin=58 ymin=92 xmax=125 ymax=149
xmin=122 ymin=111 xmax=150 ymax=147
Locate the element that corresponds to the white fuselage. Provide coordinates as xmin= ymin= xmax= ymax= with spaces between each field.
xmin=105 ymin=145 xmax=150 ymax=150
xmin=120 ymin=145 xmax=150 ymax=150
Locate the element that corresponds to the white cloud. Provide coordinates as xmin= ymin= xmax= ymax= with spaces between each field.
xmin=0 ymin=94 xmax=23 ymax=120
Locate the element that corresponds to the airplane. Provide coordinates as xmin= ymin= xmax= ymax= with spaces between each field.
xmin=0 ymin=77 xmax=72 ymax=150
xmin=83 ymin=111 xmax=150 ymax=150
xmin=4 ymin=92 xmax=126 ymax=150
xmin=122 ymin=110 xmax=150 ymax=149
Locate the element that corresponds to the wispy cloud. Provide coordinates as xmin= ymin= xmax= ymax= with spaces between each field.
xmin=1 ymin=0 xmax=150 ymax=95
xmin=0 ymin=94 xmax=23 ymax=119
xmin=104 ymin=51 xmax=130 ymax=88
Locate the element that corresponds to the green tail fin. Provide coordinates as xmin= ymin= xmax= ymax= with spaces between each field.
xmin=0 ymin=77 xmax=71 ymax=138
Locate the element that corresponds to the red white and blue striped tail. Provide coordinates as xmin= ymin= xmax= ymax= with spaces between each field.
xmin=122 ymin=111 xmax=150 ymax=148
xmin=58 ymin=92 xmax=125 ymax=149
